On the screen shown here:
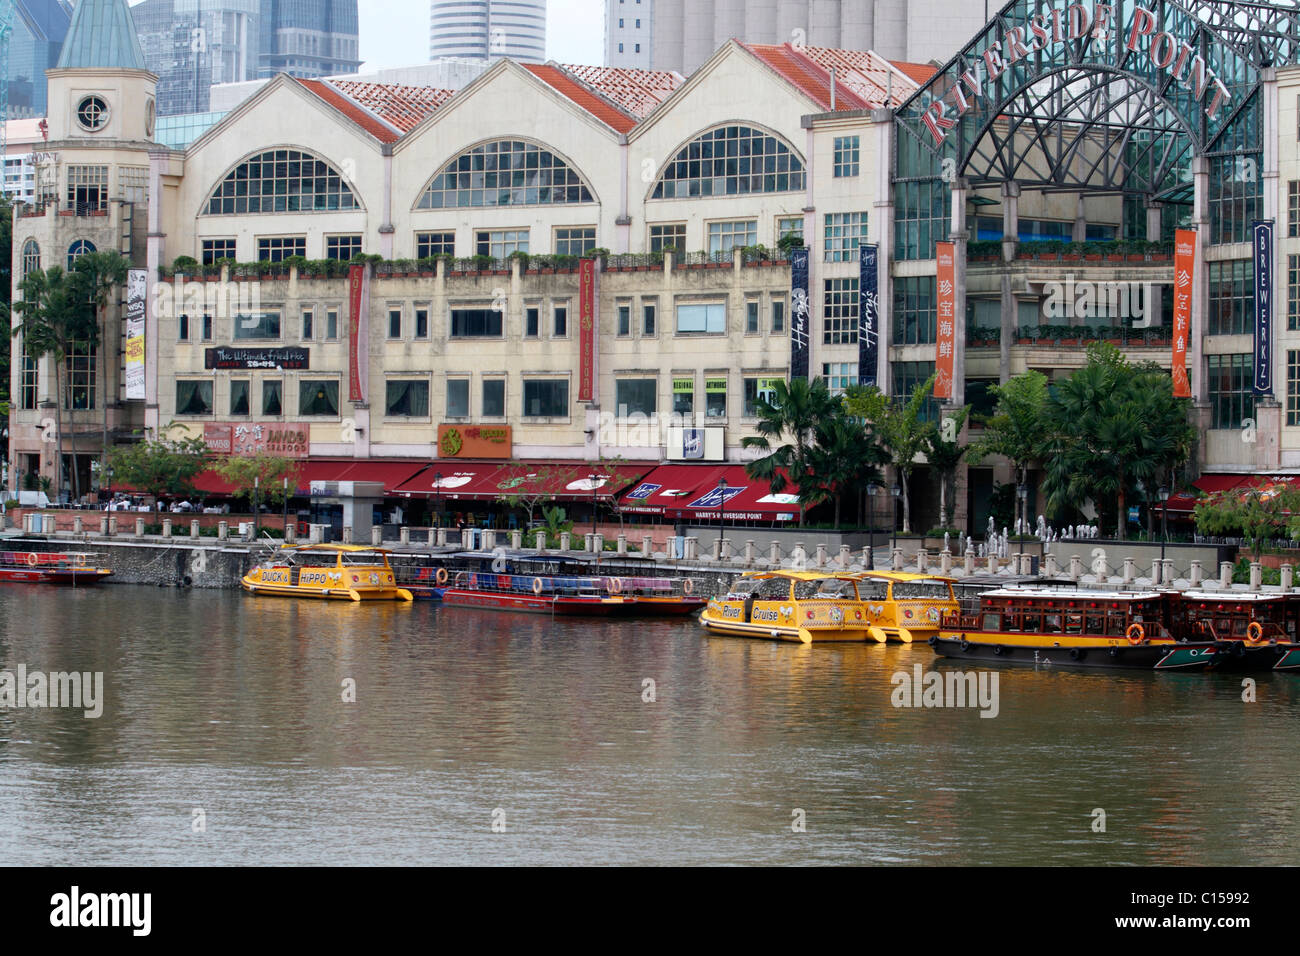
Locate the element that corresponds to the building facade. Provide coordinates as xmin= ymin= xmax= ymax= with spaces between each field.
xmin=5 ymin=0 xmax=72 ymax=120
xmin=430 ymin=0 xmax=547 ymax=63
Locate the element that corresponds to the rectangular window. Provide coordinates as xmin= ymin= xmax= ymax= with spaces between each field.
xmin=772 ymin=299 xmax=785 ymax=332
xmin=1290 ymin=181 xmax=1300 ymax=238
xmin=823 ymin=362 xmax=858 ymax=395
xmin=415 ymin=308 xmax=429 ymax=339
xmin=326 ymin=309 xmax=338 ymax=340
xmin=416 ymin=232 xmax=455 ymax=258
xmin=894 ymin=178 xmax=948 ymax=261
xmin=893 ymin=276 xmax=937 ymax=345
xmin=616 ymin=379 xmax=657 ymax=416
xmin=1207 ymin=353 xmax=1254 ymax=429
xmin=65 ymin=342 xmax=95 ymax=410
xmin=1208 ymin=260 xmax=1253 ymax=336
xmin=179 ymin=313 xmax=190 ymax=340
xmin=673 ymin=377 xmax=694 ymax=416
xmin=388 ymin=308 xmax=402 ymax=339
xmin=824 ymin=211 xmax=869 ymax=262
xmin=743 ymin=377 xmax=783 ymax=417
xmin=892 ymin=361 xmax=939 ymax=422
xmin=649 ymin=223 xmax=686 ymax=252
xmin=446 ymin=379 xmax=470 ymax=418
xmin=554 ymin=227 xmax=596 ymax=256
xmin=676 ymin=303 xmax=726 ymax=334
xmin=554 ymin=306 xmax=568 ymax=337
xmin=476 ymin=229 xmax=529 ymax=258
xmin=20 ymin=349 xmax=38 ymax=410
xmin=1290 ymin=254 xmax=1300 ymax=331
xmin=482 ymin=379 xmax=505 ymax=417
xmin=1289 ymin=351 xmax=1300 ymax=427
xmin=230 ymin=380 xmax=250 ymax=416
xmin=301 ymin=309 xmax=313 ymax=340
xmin=262 ymin=380 xmax=283 ymax=415
xmin=386 ymin=379 xmax=430 ymax=417
xmin=118 ymin=166 xmax=149 ymax=204
xmin=201 ymin=239 xmax=236 ymax=265
xmin=202 ymin=313 xmax=213 ymax=340
xmin=257 ymin=237 xmax=306 ymax=262
xmin=643 ymin=303 xmax=656 ymax=336
xmin=66 ymin=164 xmax=108 ymax=212
xmin=233 ymin=311 xmax=282 ymax=340
xmin=326 ymin=235 xmax=362 ymax=261
xmin=824 ymin=278 xmax=859 ymax=344
xmin=450 ymin=308 xmax=504 ymax=337
xmin=1209 ymin=152 xmax=1261 ymax=245
xmin=618 ymin=304 xmax=631 ymax=336
xmin=176 ymin=379 xmax=212 ymax=416
xmin=299 ymin=380 xmax=340 ymax=416
xmin=746 ymin=301 xmax=759 ymax=333
xmin=833 ymin=136 xmax=861 ymax=178
xmin=523 ymin=380 xmax=569 ymax=418
xmin=525 ymin=307 xmax=540 ymax=337
xmin=707 ymin=220 xmax=757 ymax=254
xmin=705 ymin=377 xmax=727 ymax=418
xmin=776 ymin=216 xmax=803 ymax=245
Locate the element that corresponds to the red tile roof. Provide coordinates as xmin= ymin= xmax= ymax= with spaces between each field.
xmin=523 ymin=63 xmax=640 ymax=133
xmin=329 ymin=80 xmax=455 ymax=133
xmin=891 ymin=61 xmax=940 ymax=86
xmin=742 ymin=42 xmax=928 ymax=110
xmin=556 ymin=63 xmax=684 ymax=118
xmin=742 ymin=42 xmax=872 ymax=112
xmin=296 ymin=78 xmax=402 ymax=143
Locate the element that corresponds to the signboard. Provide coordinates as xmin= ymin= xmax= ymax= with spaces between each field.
xmin=687 ymin=484 xmax=745 ymax=510
xmin=1171 ymin=229 xmax=1195 ymax=398
xmin=437 ymin=424 xmax=512 ymax=459
xmin=347 ymin=264 xmax=369 ymax=403
xmin=578 ymin=258 xmax=596 ymax=402
xmin=790 ymin=247 xmax=810 ymax=379
xmin=124 ymin=269 xmax=147 ymax=399
xmin=625 ymin=482 xmax=662 ymax=500
xmin=204 ymin=423 xmax=309 ymax=458
xmin=204 ymin=347 xmax=308 ymax=370
xmin=934 ymin=242 xmax=956 ymax=400
xmin=682 ymin=428 xmax=704 ymax=459
xmin=858 ymin=244 xmax=879 ymax=387
xmin=1252 ymin=220 xmax=1274 ymax=396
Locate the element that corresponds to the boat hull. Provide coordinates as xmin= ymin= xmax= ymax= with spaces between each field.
xmin=699 ymin=611 xmax=868 ymax=643
xmin=1208 ymin=640 xmax=1300 ymax=672
xmin=930 ymin=635 xmax=1218 ymax=670
xmin=0 ymin=567 xmax=112 ymax=585
xmin=241 ymin=579 xmax=414 ymax=601
xmin=441 ymin=588 xmax=648 ymax=615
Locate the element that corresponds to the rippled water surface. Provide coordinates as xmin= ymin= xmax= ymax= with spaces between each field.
xmin=1 ymin=585 xmax=1297 ymax=865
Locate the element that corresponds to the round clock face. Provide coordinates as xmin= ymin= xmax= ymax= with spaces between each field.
xmin=76 ymin=95 xmax=109 ymax=131
xmin=145 ymin=98 xmax=155 ymax=137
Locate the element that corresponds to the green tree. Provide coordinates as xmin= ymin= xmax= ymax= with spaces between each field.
xmin=211 ymin=453 xmax=301 ymax=510
xmin=1197 ymin=484 xmax=1300 ymax=561
xmin=494 ymin=460 xmax=588 ymax=526
xmin=107 ymin=428 xmax=210 ymax=515
xmin=741 ymin=377 xmax=842 ymax=526
xmin=845 ymin=374 xmax=937 ymax=534
xmin=806 ymin=411 xmax=888 ymax=529
xmin=925 ymin=405 xmax=970 ymax=529
xmin=71 ymin=250 xmax=130 ymax=485
xmin=969 ymin=370 xmax=1049 ymax=532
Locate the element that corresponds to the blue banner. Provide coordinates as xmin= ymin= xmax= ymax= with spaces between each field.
xmin=1253 ymin=220 xmax=1273 ymax=395
xmin=858 ymin=243 xmax=879 ymax=387
xmin=790 ymin=247 xmax=810 ymax=379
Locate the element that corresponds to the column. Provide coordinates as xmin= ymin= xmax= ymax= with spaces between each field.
xmin=873 ymin=111 xmax=895 ymax=390
xmin=949 ymin=178 xmax=968 ymax=407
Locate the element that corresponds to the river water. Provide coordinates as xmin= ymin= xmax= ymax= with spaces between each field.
xmin=1 ymin=585 xmax=1297 ymax=865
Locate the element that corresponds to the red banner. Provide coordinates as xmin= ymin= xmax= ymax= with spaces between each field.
xmin=1172 ymin=229 xmax=1195 ymax=398
xmin=347 ymin=264 xmax=368 ymax=403
xmin=578 ymin=258 xmax=596 ymax=402
xmin=934 ymin=242 xmax=956 ymax=400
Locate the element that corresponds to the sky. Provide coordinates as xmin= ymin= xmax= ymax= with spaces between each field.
xmin=357 ymin=0 xmax=607 ymax=71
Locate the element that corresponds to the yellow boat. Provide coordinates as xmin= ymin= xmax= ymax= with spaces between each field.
xmin=242 ymin=544 xmax=414 ymax=601
xmin=699 ymin=570 xmax=872 ymax=643
xmin=853 ymin=571 xmax=960 ymax=643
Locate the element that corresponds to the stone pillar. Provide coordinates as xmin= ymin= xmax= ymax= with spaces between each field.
xmin=892 ymin=548 xmax=903 ymax=571
xmin=864 ymin=545 xmax=875 ymax=569
xmin=642 ymin=534 xmax=654 ymax=557
xmin=814 ymin=543 xmax=827 ymax=567
xmin=371 ymin=526 xmax=383 ymax=547
xmin=482 ymin=529 xmax=496 ymax=550
xmin=685 ymin=537 xmax=698 ymax=561
xmin=559 ymin=532 xmax=571 ymax=551
xmin=916 ymin=548 xmax=928 ymax=572
xmin=1250 ymin=562 xmax=1262 ymax=591
xmin=285 ymin=523 xmax=296 ymax=545
xmin=436 ymin=527 xmax=447 ymax=547
xmin=770 ymin=541 xmax=781 ymax=565
xmin=340 ymin=525 xmax=352 ymax=544
xmin=712 ymin=537 xmax=723 ymax=561
xmin=1220 ymin=561 xmax=1233 ymax=588
xmin=1020 ymin=553 xmax=1033 ymax=576
xmin=73 ymin=516 xmax=83 ymax=535
xmin=1146 ymin=200 xmax=1163 ymax=242
xmin=1152 ymin=559 xmax=1163 ymax=586
xmin=1189 ymin=559 xmax=1203 ymax=587
xmin=1044 ymin=553 xmax=1057 ymax=577
xmin=218 ymin=521 xmax=228 ymax=540
xmin=617 ymin=534 xmax=627 ymax=555
xmin=400 ymin=527 xmax=410 ymax=545
xmin=135 ymin=517 xmax=145 ymax=537
xmin=162 ymin=518 xmax=172 ymax=538
xmin=101 ymin=515 xmax=110 ymax=536
xmin=511 ymin=530 xmax=523 ymax=549
xmin=191 ymin=519 xmax=200 ymax=538
xmin=593 ymin=533 xmax=603 ymax=554
xmin=461 ymin=529 xmax=472 ymax=549
xmin=940 ymin=549 xmax=953 ymax=574
xmin=309 ymin=524 xmax=324 ymax=544
xmin=963 ymin=550 xmax=975 ymax=575
xmin=1282 ymin=564 xmax=1293 ymax=591
xmin=719 ymin=538 xmax=731 ymax=562
xmin=839 ymin=544 xmax=852 ymax=568
xmin=747 ymin=541 xmax=757 ymax=565
xmin=1072 ymin=193 xmax=1087 ymax=242
xmin=987 ymin=554 xmax=997 ymax=573
xmin=535 ymin=531 xmax=547 ymax=552
xmin=1122 ymin=557 xmax=1135 ymax=585
xmin=43 ymin=514 xmax=55 ymax=534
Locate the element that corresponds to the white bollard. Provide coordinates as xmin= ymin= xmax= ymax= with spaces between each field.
xmin=511 ymin=530 xmax=523 ymax=549
xmin=1189 ymin=559 xmax=1202 ymax=588
xmin=963 ymin=550 xmax=975 ymax=575
xmin=285 ymin=523 xmax=296 ymax=545
xmin=1122 ymin=557 xmax=1135 ymax=585
xmin=987 ymin=554 xmax=997 ymax=573
xmin=1044 ymin=553 xmax=1057 ymax=577
xmin=814 ymin=543 xmax=826 ymax=567
xmin=892 ymin=548 xmax=904 ymax=571
xmin=916 ymin=549 xmax=928 ymax=573
xmin=770 ymin=541 xmax=781 ymax=565
xmin=400 ymin=526 xmax=410 ymax=545
xmin=712 ymin=537 xmax=723 ymax=561
xmin=839 ymin=544 xmax=852 ymax=568
xmin=101 ymin=516 xmax=111 ymax=536
xmin=940 ymin=549 xmax=952 ymax=574
xmin=1161 ymin=558 xmax=1175 ymax=586
xmin=218 ymin=521 xmax=229 ymax=540
xmin=535 ymin=531 xmax=547 ymax=552
xmin=1250 ymin=562 xmax=1262 ymax=591
xmin=559 ymin=531 xmax=571 ymax=551
xmin=482 ymin=529 xmax=496 ymax=550
xmin=642 ymin=534 xmax=653 ymax=557
xmin=617 ymin=534 xmax=627 ymax=556
xmin=1281 ymin=564 xmax=1293 ymax=591
xmin=371 ymin=526 xmax=384 ymax=547
xmin=191 ymin=519 xmax=200 ymax=538
xmin=1220 ymin=561 xmax=1233 ymax=588
xmin=135 ymin=517 xmax=145 ymax=537
xmin=685 ymin=537 xmax=698 ymax=561
xmin=746 ymin=540 xmax=757 ymax=565
xmin=74 ymin=516 xmax=84 ymax=535
xmin=162 ymin=518 xmax=172 ymax=538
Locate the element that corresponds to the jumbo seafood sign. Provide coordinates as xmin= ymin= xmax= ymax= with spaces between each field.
xmin=921 ymin=2 xmax=1234 ymax=146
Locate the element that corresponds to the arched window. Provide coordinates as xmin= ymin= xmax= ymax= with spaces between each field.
xmin=67 ymin=239 xmax=95 ymax=268
xmin=21 ymin=239 xmax=40 ymax=277
xmin=206 ymin=148 xmax=359 ymax=214
xmin=651 ymin=125 xmax=804 ymax=199
xmin=416 ymin=140 xmax=593 ymax=209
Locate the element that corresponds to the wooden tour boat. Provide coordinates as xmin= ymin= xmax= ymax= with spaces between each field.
xmin=439 ymin=568 xmax=704 ymax=615
xmin=699 ymin=570 xmax=873 ymax=643
xmin=0 ymin=550 xmax=112 ymax=586
xmin=242 ymin=544 xmax=414 ymax=601
xmin=934 ymin=587 xmax=1219 ymax=670
xmin=854 ymin=571 xmax=960 ymax=643
xmin=1173 ymin=591 xmax=1300 ymax=672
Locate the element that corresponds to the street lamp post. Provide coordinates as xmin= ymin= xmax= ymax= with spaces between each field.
xmin=253 ymin=476 xmax=260 ymax=539
xmin=717 ymin=477 xmax=727 ymax=555
xmin=1158 ymin=484 xmax=1169 ymax=570
xmin=1016 ymin=483 xmax=1028 ymax=535
xmin=890 ymin=483 xmax=900 ymax=557
xmin=434 ymin=471 xmax=442 ymax=529
xmin=867 ymin=483 xmax=879 ymax=569
xmin=282 ymin=476 xmax=288 ymax=539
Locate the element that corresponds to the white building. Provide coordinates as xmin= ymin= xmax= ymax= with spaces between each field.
xmin=430 ymin=0 xmax=547 ymax=63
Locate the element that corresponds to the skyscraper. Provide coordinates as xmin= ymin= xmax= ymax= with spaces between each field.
xmin=6 ymin=0 xmax=73 ymax=119
xmin=429 ymin=0 xmax=546 ymax=63
xmin=258 ymin=0 xmax=361 ymax=78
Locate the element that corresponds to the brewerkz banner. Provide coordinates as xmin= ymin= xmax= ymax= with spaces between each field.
xmin=205 ymin=347 xmax=308 ymax=370
xmin=1171 ymin=229 xmax=1195 ymax=398
xmin=934 ymin=242 xmax=956 ymax=400
xmin=578 ymin=258 xmax=596 ymax=402
xmin=858 ymin=243 xmax=879 ymax=387
xmin=347 ymin=264 xmax=369 ymax=403
xmin=1253 ymin=220 xmax=1274 ymax=396
xmin=790 ymin=247 xmax=810 ymax=379
xmin=124 ymin=269 xmax=147 ymax=399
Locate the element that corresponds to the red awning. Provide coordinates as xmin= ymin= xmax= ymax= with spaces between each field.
xmin=618 ymin=464 xmax=800 ymax=519
xmin=392 ymin=461 xmax=654 ymax=500
xmin=1194 ymin=474 xmax=1253 ymax=494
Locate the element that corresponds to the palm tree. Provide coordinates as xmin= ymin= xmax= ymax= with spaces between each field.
xmin=969 ymin=370 xmax=1049 ymax=532
xmin=742 ymin=377 xmax=840 ymax=526
xmin=846 ymin=375 xmax=937 ymax=534
xmin=808 ymin=412 xmax=888 ymax=528
xmin=72 ymin=251 xmax=129 ymax=491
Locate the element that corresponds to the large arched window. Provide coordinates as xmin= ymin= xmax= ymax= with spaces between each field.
xmin=206 ymin=148 xmax=359 ymax=214
xmin=21 ymin=239 xmax=40 ymax=278
xmin=651 ymin=125 xmax=804 ymax=199
xmin=67 ymin=239 xmax=95 ymax=268
xmin=416 ymin=140 xmax=594 ymax=209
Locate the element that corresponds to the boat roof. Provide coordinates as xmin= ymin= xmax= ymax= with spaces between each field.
xmin=858 ymin=571 xmax=957 ymax=583
xmin=283 ymin=543 xmax=393 ymax=554
xmin=1180 ymin=590 xmax=1287 ymax=602
xmin=737 ymin=570 xmax=861 ymax=582
xmin=979 ymin=587 xmax=1163 ymax=601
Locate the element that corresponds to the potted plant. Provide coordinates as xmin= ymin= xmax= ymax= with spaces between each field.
xmin=508 ymin=250 xmax=530 ymax=272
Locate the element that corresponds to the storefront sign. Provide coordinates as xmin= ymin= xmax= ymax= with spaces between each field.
xmin=437 ymin=425 xmax=512 ymax=459
xmin=124 ymin=269 xmax=147 ymax=399
xmin=347 ymin=264 xmax=369 ymax=402
xmin=204 ymin=347 xmax=308 ymax=370
xmin=1252 ymin=220 xmax=1273 ymax=396
xmin=578 ymin=259 xmax=596 ymax=401
xmin=934 ymin=242 xmax=956 ymax=400
xmin=204 ymin=423 xmax=309 ymax=458
xmin=1172 ymin=229 xmax=1195 ymax=398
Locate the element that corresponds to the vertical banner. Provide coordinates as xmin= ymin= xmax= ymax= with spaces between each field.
xmin=934 ymin=241 xmax=956 ymax=400
xmin=578 ymin=258 xmax=596 ymax=402
xmin=347 ymin=264 xmax=369 ymax=403
xmin=1171 ymin=228 xmax=1196 ymax=398
xmin=1252 ymin=220 xmax=1274 ymax=396
xmin=858 ymin=243 xmax=879 ymax=387
xmin=790 ymin=247 xmax=810 ymax=379
xmin=124 ymin=269 xmax=147 ymax=399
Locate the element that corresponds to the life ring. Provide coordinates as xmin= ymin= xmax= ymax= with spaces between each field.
xmin=992 ymin=644 xmax=1005 ymax=655
xmin=75 ymin=553 xmax=86 ymax=567
xmin=607 ymin=577 xmax=622 ymax=595
xmin=1069 ymin=647 xmax=1083 ymax=661
xmin=1246 ymin=621 xmax=1265 ymax=645
xmin=435 ymin=567 xmax=449 ymax=586
xmin=454 ymin=571 xmax=467 ymax=587
xmin=682 ymin=578 xmax=694 ymax=595
xmin=1126 ymin=623 xmax=1146 ymax=645
xmin=25 ymin=552 xmax=39 ymax=567
xmin=532 ymin=576 xmax=544 ymax=595
xmin=959 ymin=637 xmax=970 ymax=651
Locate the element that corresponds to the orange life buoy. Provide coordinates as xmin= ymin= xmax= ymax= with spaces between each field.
xmin=1126 ymin=623 xmax=1146 ymax=645
xmin=532 ymin=576 xmax=544 ymax=595
xmin=1246 ymin=621 xmax=1265 ymax=645
xmin=607 ymin=577 xmax=622 ymax=595
xmin=26 ymin=552 xmax=39 ymax=567
xmin=682 ymin=578 xmax=694 ymax=595
xmin=435 ymin=567 xmax=449 ymax=586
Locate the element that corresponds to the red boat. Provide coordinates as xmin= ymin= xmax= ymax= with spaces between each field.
xmin=0 ymin=550 xmax=113 ymax=585
xmin=440 ymin=570 xmax=705 ymax=616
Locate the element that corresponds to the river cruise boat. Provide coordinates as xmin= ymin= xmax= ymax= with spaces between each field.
xmin=699 ymin=570 xmax=872 ymax=643
xmin=439 ymin=569 xmax=703 ymax=615
xmin=1171 ymin=591 xmax=1300 ymax=672
xmin=854 ymin=572 xmax=960 ymax=643
xmin=934 ymin=588 xmax=1218 ymax=670
xmin=241 ymin=544 xmax=414 ymax=601
xmin=0 ymin=550 xmax=112 ymax=586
